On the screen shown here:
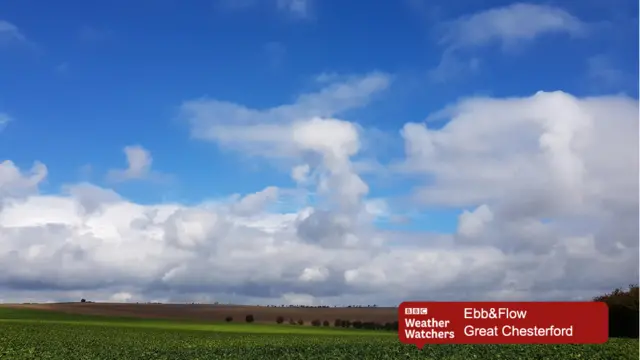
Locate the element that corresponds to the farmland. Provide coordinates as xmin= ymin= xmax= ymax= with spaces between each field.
xmin=0 ymin=302 xmax=399 ymax=324
xmin=0 ymin=305 xmax=638 ymax=359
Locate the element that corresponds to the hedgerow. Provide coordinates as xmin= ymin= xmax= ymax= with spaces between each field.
xmin=594 ymin=284 xmax=639 ymax=338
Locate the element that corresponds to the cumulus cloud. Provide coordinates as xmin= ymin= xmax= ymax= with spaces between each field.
xmin=231 ymin=186 xmax=280 ymax=216
xmin=0 ymin=89 xmax=636 ymax=306
xmin=0 ymin=161 xmax=47 ymax=198
xmin=0 ymin=180 xmax=512 ymax=304
xmin=181 ymin=73 xmax=389 ymax=159
xmin=181 ymin=72 xmax=388 ymax=213
xmin=401 ymin=90 xmax=637 ymax=292
xmin=430 ymin=3 xmax=586 ymax=81
xmin=106 ymin=145 xmax=165 ymax=183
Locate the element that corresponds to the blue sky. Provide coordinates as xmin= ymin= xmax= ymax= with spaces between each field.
xmin=0 ymin=0 xmax=637 ymax=304
xmin=2 ymin=0 xmax=637 ymax=231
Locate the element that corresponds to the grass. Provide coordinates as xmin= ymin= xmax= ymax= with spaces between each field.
xmin=0 ymin=307 xmax=638 ymax=359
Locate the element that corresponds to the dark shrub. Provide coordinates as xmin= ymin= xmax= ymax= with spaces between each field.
xmin=297 ymin=319 xmax=304 ymax=325
xmin=594 ymin=284 xmax=639 ymax=338
xmin=334 ymin=318 xmax=342 ymax=327
xmin=352 ymin=320 xmax=363 ymax=329
xmin=225 ymin=316 xmax=233 ymax=322
xmin=245 ymin=314 xmax=254 ymax=323
xmin=342 ymin=320 xmax=351 ymax=328
xmin=80 ymin=299 xmax=86 ymax=303
xmin=362 ymin=321 xmax=376 ymax=330
xmin=276 ymin=316 xmax=284 ymax=324
xmin=323 ymin=320 xmax=330 ymax=327
xmin=288 ymin=318 xmax=296 ymax=325
xmin=311 ymin=319 xmax=321 ymax=327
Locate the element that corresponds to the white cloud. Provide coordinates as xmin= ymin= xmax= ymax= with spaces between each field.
xmin=291 ymin=164 xmax=310 ymax=184
xmin=110 ymin=292 xmax=134 ymax=302
xmin=439 ymin=3 xmax=585 ymax=50
xmin=0 ymin=160 xmax=47 ymax=198
xmin=457 ymin=204 xmax=493 ymax=238
xmin=181 ymin=73 xmax=389 ymax=156
xmin=430 ymin=3 xmax=586 ymax=81
xmin=107 ymin=145 xmax=162 ymax=183
xmin=181 ymin=73 xmax=388 ymax=213
xmin=402 ymin=91 xmax=637 ymax=207
xmin=0 ymin=20 xmax=27 ymax=44
xmin=299 ymin=266 xmax=329 ymax=282
xmin=401 ymin=91 xmax=637 ymax=269
xmin=0 ymin=180 xmax=556 ymax=305
xmin=182 ymin=72 xmax=390 ymax=135
xmin=231 ymin=186 xmax=280 ymax=216
xmin=0 ymin=89 xmax=636 ymax=305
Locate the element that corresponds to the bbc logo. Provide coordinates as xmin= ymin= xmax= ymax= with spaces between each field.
xmin=405 ymin=307 xmax=428 ymax=315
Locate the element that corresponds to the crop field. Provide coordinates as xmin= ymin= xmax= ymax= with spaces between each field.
xmin=0 ymin=306 xmax=638 ymax=359
xmin=1 ymin=302 xmax=399 ymax=324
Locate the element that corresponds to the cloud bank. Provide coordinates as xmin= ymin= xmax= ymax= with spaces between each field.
xmin=1 ymin=75 xmax=636 ymax=305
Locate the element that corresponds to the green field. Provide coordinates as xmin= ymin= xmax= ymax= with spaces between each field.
xmin=0 ymin=308 xmax=637 ymax=359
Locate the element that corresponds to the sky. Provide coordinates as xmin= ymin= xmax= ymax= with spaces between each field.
xmin=0 ymin=0 xmax=637 ymax=305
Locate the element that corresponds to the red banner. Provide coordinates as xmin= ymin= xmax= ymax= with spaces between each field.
xmin=398 ymin=301 xmax=608 ymax=347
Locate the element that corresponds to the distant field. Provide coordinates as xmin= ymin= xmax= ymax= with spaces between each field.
xmin=0 ymin=307 xmax=386 ymax=336
xmin=1 ymin=302 xmax=399 ymax=324
xmin=1 ymin=305 xmax=637 ymax=359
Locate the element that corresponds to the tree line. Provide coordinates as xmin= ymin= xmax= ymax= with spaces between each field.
xmin=594 ymin=284 xmax=638 ymax=338
xmin=224 ymin=314 xmax=398 ymax=332
xmin=228 ymin=285 xmax=639 ymax=338
xmin=77 ymin=284 xmax=638 ymax=338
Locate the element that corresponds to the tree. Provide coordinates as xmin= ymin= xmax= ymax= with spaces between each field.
xmin=322 ymin=320 xmax=330 ymax=327
xmin=245 ymin=314 xmax=255 ymax=323
xmin=276 ymin=316 xmax=284 ymax=324
xmin=594 ymin=284 xmax=639 ymax=338
xmin=80 ymin=299 xmax=86 ymax=303
xmin=333 ymin=319 xmax=342 ymax=327
xmin=225 ymin=316 xmax=233 ymax=322
xmin=311 ymin=319 xmax=321 ymax=327
xmin=297 ymin=319 xmax=304 ymax=325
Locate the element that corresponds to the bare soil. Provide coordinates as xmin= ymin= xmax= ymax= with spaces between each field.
xmin=2 ymin=303 xmax=399 ymax=324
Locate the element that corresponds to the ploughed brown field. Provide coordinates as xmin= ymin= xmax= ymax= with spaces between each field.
xmin=3 ymin=303 xmax=399 ymax=324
